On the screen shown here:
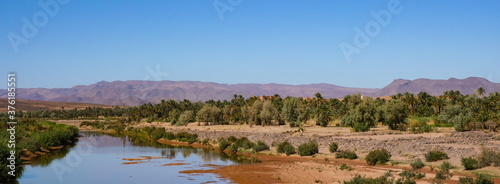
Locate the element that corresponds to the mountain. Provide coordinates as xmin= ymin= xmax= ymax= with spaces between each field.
xmin=374 ymin=77 xmax=500 ymax=96
xmin=0 ymin=99 xmax=113 ymax=113
xmin=1 ymin=77 xmax=499 ymax=106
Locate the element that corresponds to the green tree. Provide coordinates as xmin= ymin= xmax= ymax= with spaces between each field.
xmin=384 ymin=99 xmax=408 ymax=130
xmin=477 ymin=87 xmax=485 ymax=97
xmin=260 ymin=101 xmax=274 ymax=126
xmin=342 ymin=97 xmax=377 ymax=132
xmin=178 ymin=110 xmax=195 ymax=126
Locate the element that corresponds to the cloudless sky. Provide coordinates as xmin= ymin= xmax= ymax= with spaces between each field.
xmin=1 ymin=0 xmax=499 ymax=89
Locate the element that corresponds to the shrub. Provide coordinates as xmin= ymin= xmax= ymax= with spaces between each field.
xmin=218 ymin=138 xmax=230 ymax=151
xmin=329 ymin=142 xmax=338 ymax=153
xmin=150 ymin=128 xmax=165 ymax=140
xmin=277 ymin=141 xmax=296 ymax=156
xmin=253 ymin=141 xmax=269 ymax=152
xmin=343 ymin=174 xmax=394 ymax=184
xmin=227 ymin=144 xmax=239 ymax=154
xmin=439 ymin=161 xmax=453 ymax=173
xmin=339 ymin=163 xmax=353 ymax=171
xmin=352 ymin=122 xmax=370 ymax=132
xmin=459 ymin=174 xmax=494 ymax=184
xmin=365 ymin=148 xmax=391 ymax=166
xmin=186 ymin=136 xmax=197 ymax=144
xmin=201 ymin=138 xmax=210 ymax=145
xmin=398 ymin=170 xmax=423 ymax=183
xmin=227 ymin=136 xmax=238 ymax=143
xmin=298 ymin=140 xmax=319 ymax=156
xmin=425 ymin=150 xmax=449 ymax=162
xmin=235 ymin=137 xmax=255 ymax=149
xmin=410 ymin=159 xmax=425 ymax=170
xmin=435 ymin=161 xmax=453 ymax=180
xmin=461 ymin=157 xmax=479 ymax=170
xmin=494 ymin=152 xmax=500 ymax=167
xmin=477 ymin=147 xmax=496 ymax=168
xmin=164 ymin=132 xmax=175 ymax=140
xmin=335 ymin=150 xmax=358 ymax=160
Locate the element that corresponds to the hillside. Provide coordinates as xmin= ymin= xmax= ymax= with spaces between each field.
xmin=0 ymin=99 xmax=114 ymax=113
xmin=1 ymin=77 xmax=499 ymax=106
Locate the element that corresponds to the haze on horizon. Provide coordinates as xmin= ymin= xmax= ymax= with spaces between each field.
xmin=2 ymin=0 xmax=499 ymax=89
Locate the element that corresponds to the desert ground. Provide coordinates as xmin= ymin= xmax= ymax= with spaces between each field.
xmin=56 ymin=120 xmax=500 ymax=184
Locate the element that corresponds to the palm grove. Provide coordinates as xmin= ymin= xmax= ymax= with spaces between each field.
xmin=5 ymin=88 xmax=500 ymax=133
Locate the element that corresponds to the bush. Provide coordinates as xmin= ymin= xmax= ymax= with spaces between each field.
xmin=477 ymin=147 xmax=496 ymax=168
xmin=201 ymin=138 xmax=210 ymax=145
xmin=298 ymin=140 xmax=319 ymax=156
xmin=459 ymin=174 xmax=494 ymax=184
xmin=253 ymin=141 xmax=269 ymax=152
xmin=409 ymin=125 xmax=435 ymax=134
xmin=218 ymin=138 xmax=230 ymax=151
xmin=329 ymin=142 xmax=338 ymax=153
xmin=461 ymin=157 xmax=479 ymax=170
xmin=410 ymin=159 xmax=425 ymax=170
xmin=277 ymin=141 xmax=296 ymax=156
xmin=343 ymin=174 xmax=394 ymax=184
xmin=494 ymin=152 xmax=500 ymax=167
xmin=435 ymin=161 xmax=453 ymax=180
xmin=227 ymin=136 xmax=238 ymax=143
xmin=425 ymin=150 xmax=449 ymax=162
xmin=335 ymin=150 xmax=358 ymax=160
xmin=365 ymin=148 xmax=391 ymax=166
xmin=234 ymin=137 xmax=255 ymax=150
xmin=352 ymin=123 xmax=370 ymax=132
xmin=164 ymin=132 xmax=175 ymax=140
xmin=150 ymin=128 xmax=165 ymax=140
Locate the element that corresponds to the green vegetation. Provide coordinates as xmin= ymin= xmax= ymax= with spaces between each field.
xmin=459 ymin=174 xmax=494 ymax=184
xmin=216 ymin=137 xmax=269 ymax=154
xmin=461 ymin=147 xmax=500 ymax=170
xmin=462 ymin=157 xmax=479 ymax=170
xmin=425 ymin=150 xmax=449 ymax=162
xmin=0 ymin=119 xmax=79 ymax=182
xmin=383 ymin=99 xmax=408 ymax=130
xmin=365 ymin=148 xmax=392 ymax=166
xmin=253 ymin=141 xmax=270 ymax=152
xmin=277 ymin=141 xmax=296 ymax=156
xmin=328 ymin=142 xmax=338 ymax=153
xmin=6 ymin=88 xmax=499 ymax=134
xmin=410 ymin=159 xmax=425 ymax=170
xmin=435 ymin=161 xmax=453 ymax=180
xmin=218 ymin=138 xmax=230 ymax=151
xmin=335 ymin=150 xmax=358 ymax=160
xmin=339 ymin=163 xmax=353 ymax=171
xmin=160 ymin=131 xmax=198 ymax=144
xmin=297 ymin=140 xmax=319 ymax=156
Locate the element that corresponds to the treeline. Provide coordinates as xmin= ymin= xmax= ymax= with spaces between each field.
xmin=3 ymin=88 xmax=500 ymax=132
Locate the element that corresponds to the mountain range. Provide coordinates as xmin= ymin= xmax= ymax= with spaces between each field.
xmin=1 ymin=77 xmax=499 ymax=106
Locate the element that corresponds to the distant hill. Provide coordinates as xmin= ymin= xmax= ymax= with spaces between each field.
xmin=374 ymin=77 xmax=500 ymax=96
xmin=1 ymin=77 xmax=499 ymax=106
xmin=0 ymin=98 xmax=114 ymax=113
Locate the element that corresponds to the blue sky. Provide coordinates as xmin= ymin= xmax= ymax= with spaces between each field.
xmin=1 ymin=0 xmax=499 ymax=89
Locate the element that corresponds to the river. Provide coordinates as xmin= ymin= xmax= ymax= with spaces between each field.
xmin=17 ymin=131 xmax=253 ymax=184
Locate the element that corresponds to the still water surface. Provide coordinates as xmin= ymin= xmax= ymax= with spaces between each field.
xmin=18 ymin=132 xmax=251 ymax=184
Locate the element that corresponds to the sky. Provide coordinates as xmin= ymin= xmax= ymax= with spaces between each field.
xmin=1 ymin=0 xmax=499 ymax=89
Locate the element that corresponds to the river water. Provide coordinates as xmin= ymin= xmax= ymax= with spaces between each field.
xmin=17 ymin=132 xmax=251 ymax=184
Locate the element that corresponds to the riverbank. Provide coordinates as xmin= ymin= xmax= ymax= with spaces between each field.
xmin=55 ymin=120 xmax=500 ymax=183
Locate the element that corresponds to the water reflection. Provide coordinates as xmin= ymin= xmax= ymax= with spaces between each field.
xmin=18 ymin=131 xmax=259 ymax=184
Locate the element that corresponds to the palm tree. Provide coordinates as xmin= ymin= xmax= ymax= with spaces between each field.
xmin=403 ymin=92 xmax=417 ymax=116
xmin=477 ymin=87 xmax=485 ymax=97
